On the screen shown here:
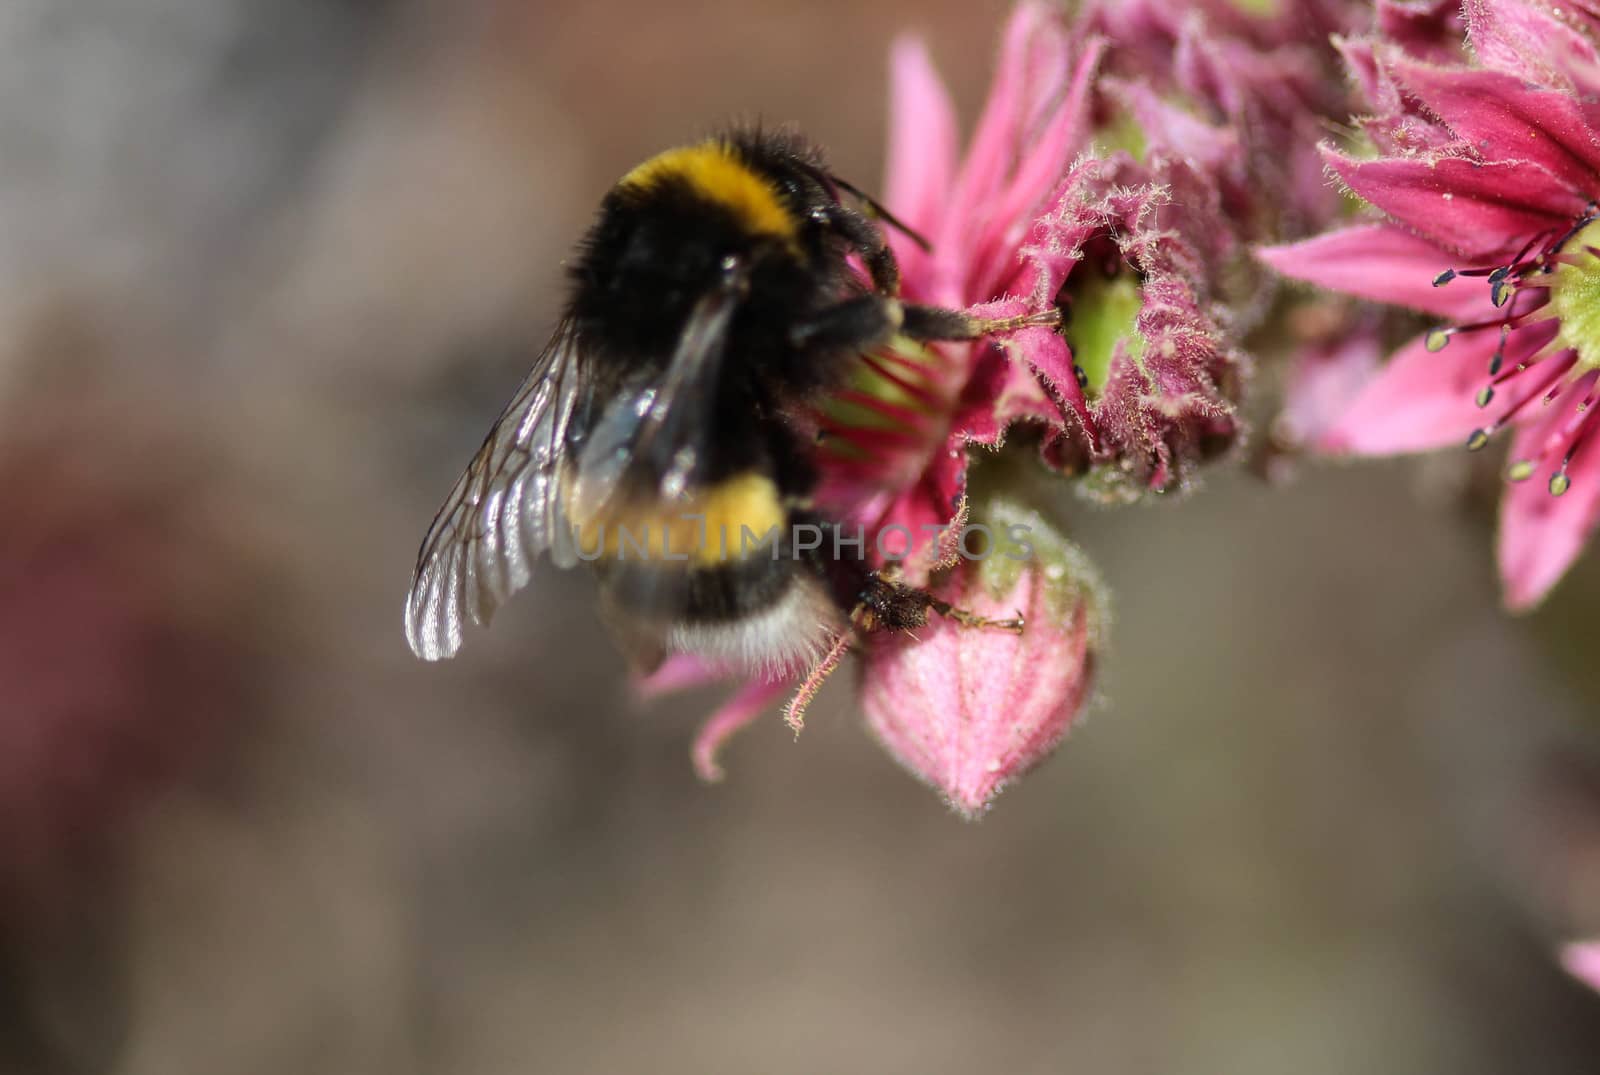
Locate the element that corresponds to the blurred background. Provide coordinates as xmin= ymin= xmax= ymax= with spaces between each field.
xmin=3 ymin=1 xmax=1600 ymax=1072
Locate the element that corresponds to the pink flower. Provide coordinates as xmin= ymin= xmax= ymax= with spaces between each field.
xmin=1272 ymin=311 xmax=1385 ymax=455
xmin=1373 ymin=0 xmax=1466 ymax=62
xmin=847 ymin=2 xmax=1244 ymax=507
xmin=1561 ymin=940 xmax=1600 ymax=994
xmin=813 ymin=2 xmax=1101 ymax=554
xmin=1461 ymin=0 xmax=1600 ymax=93
xmin=1021 ymin=166 xmax=1244 ymax=500
xmin=0 ymin=353 xmax=257 ymax=901
xmin=861 ymin=500 xmax=1103 ymax=817
xmin=1078 ymin=0 xmax=1368 ymax=242
xmin=1260 ymin=19 xmax=1600 ymax=610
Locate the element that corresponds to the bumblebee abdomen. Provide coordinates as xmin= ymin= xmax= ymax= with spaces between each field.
xmin=575 ymin=470 xmax=804 ymax=621
xmin=581 ymin=468 xmax=846 ymax=672
xmin=569 ymin=472 xmax=789 ymax=566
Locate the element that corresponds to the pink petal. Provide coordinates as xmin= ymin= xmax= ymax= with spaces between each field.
xmin=691 ymin=675 xmax=793 ymax=782
xmin=869 ymin=442 xmax=971 ymax=569
xmin=1005 ymin=156 xmax=1104 ymax=302
xmin=970 ymin=298 xmax=1095 ymax=440
xmin=1173 ymin=15 xmax=1240 ymax=117
xmin=949 ymin=2 xmax=1059 ymax=234
xmin=1464 ymin=0 xmax=1600 ymax=92
xmin=1337 ymin=35 xmax=1396 ymax=118
xmin=1324 ymin=149 xmax=1589 ymax=260
xmin=1170 ymin=17 xmax=1324 ymax=125
xmin=1560 ymin=940 xmax=1600 ymax=993
xmin=1497 ymin=398 xmax=1600 ymax=610
xmin=969 ymin=34 xmax=1103 ymax=298
xmin=1376 ymin=0 xmax=1466 ymax=64
xmin=1008 ymin=29 xmax=1098 ymax=202
xmin=1279 ymin=329 xmax=1383 ymax=447
xmin=1257 ymin=225 xmax=1492 ymax=319
xmin=1384 ymin=54 xmax=1600 ymax=191
xmin=1338 ymin=35 xmax=1465 ymax=155
xmin=884 ymin=35 xmax=958 ymax=293
xmin=1319 ymin=321 xmax=1558 ymax=455
xmin=635 ymin=653 xmax=724 ymax=698
xmin=1109 ymin=77 xmax=1239 ymax=175
xmin=951 ymin=341 xmax=1062 ymax=446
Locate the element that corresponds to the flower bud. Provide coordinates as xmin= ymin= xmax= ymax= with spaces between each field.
xmin=860 ymin=499 xmax=1105 ymax=817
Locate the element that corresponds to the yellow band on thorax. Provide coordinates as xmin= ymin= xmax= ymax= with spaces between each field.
xmin=618 ymin=141 xmax=798 ymax=244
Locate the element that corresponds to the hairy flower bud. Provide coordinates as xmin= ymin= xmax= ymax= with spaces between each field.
xmin=860 ymin=499 xmax=1104 ymax=817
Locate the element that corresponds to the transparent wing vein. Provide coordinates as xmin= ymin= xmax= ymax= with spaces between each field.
xmin=404 ymin=320 xmax=584 ymax=660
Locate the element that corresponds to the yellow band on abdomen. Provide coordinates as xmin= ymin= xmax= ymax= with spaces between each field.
xmin=572 ymin=473 xmax=789 ymax=565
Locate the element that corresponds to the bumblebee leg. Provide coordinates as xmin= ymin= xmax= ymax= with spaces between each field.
xmin=791 ymin=295 xmax=1062 ymax=355
xmin=816 ymin=204 xmax=900 ymax=295
xmin=926 ymin=597 xmax=1026 ymax=634
xmin=901 ymin=303 xmax=1061 ymax=342
xmin=788 ymin=295 xmax=899 ymax=351
xmin=849 ymin=570 xmax=930 ymax=633
xmin=852 ymin=570 xmax=1025 ymax=636
xmin=800 ymin=523 xmax=1025 ymax=637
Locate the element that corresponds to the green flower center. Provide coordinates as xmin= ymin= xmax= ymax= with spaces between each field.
xmin=1062 ymin=268 xmax=1144 ymax=397
xmin=1551 ymin=221 xmax=1600 ymax=373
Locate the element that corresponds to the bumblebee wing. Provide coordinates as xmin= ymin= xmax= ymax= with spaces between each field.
xmin=569 ymin=260 xmax=748 ymax=521
xmin=405 ymin=318 xmax=587 ymax=661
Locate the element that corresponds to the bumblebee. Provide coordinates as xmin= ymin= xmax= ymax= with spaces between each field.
xmin=404 ymin=128 xmax=1048 ymax=670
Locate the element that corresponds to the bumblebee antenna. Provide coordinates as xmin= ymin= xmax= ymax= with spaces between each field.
xmin=803 ymin=164 xmax=934 ymax=253
xmin=830 ymin=174 xmax=933 ymax=252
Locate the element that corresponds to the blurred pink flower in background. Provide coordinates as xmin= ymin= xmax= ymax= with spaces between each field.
xmin=1561 ymin=941 xmax=1600 ymax=993
xmin=1272 ymin=313 xmax=1385 ymax=455
xmin=1261 ymin=4 xmax=1600 ymax=609
xmin=0 ymin=312 xmax=262 ymax=906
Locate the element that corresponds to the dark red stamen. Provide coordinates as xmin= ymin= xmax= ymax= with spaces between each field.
xmin=1432 ymin=205 xmax=1600 ymax=497
xmin=1467 ymin=350 xmax=1577 ymax=451
xmin=857 ymin=352 xmax=941 ymax=406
